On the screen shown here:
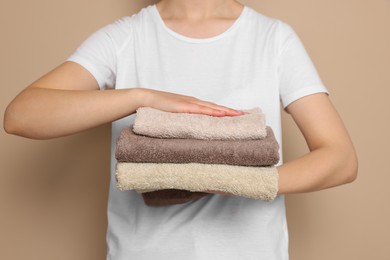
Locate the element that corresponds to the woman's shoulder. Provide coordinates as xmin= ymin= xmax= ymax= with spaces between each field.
xmin=108 ymin=4 xmax=160 ymax=32
xmin=85 ymin=5 xmax=153 ymax=50
xmin=243 ymin=6 xmax=296 ymax=35
xmin=243 ymin=6 xmax=299 ymax=45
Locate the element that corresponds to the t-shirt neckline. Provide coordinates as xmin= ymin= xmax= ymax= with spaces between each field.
xmin=152 ymin=4 xmax=248 ymax=43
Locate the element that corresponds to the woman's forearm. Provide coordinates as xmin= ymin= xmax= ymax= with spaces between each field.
xmin=277 ymin=139 xmax=358 ymax=194
xmin=4 ymin=87 xmax=244 ymax=140
xmin=275 ymin=93 xmax=358 ymax=194
xmin=3 ymin=62 xmax=243 ymax=140
xmin=4 ymin=88 xmax=142 ymax=139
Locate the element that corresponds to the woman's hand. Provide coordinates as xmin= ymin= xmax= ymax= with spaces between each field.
xmin=4 ymin=61 xmax=243 ymax=139
xmin=138 ymin=88 xmax=244 ymax=117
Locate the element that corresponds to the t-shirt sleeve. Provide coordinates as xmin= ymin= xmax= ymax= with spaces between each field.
xmin=66 ymin=23 xmax=120 ymax=90
xmin=277 ymin=22 xmax=328 ymax=109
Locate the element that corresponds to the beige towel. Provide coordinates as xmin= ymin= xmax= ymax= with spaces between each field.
xmin=116 ymin=163 xmax=279 ymax=201
xmin=133 ymin=107 xmax=266 ymax=140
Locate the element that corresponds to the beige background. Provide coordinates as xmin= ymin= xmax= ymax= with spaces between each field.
xmin=1 ymin=0 xmax=389 ymax=259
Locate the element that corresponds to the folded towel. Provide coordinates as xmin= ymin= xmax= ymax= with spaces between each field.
xmin=140 ymin=189 xmax=210 ymax=207
xmin=116 ymin=163 xmax=279 ymax=201
xmin=116 ymin=126 xmax=279 ymax=166
xmin=133 ymin=107 xmax=266 ymax=140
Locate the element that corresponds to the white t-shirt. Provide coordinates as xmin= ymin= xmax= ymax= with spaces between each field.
xmin=67 ymin=4 xmax=327 ymax=260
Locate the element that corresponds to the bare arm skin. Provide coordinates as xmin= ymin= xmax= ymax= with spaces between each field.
xmin=3 ymin=62 xmax=357 ymax=193
xmin=3 ymin=61 xmax=243 ymax=139
xmin=206 ymin=93 xmax=358 ymax=197
xmin=277 ymin=93 xmax=358 ymax=194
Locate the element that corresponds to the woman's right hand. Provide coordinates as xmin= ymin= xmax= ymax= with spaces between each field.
xmin=137 ymin=88 xmax=244 ymax=117
xmin=4 ymin=61 xmax=243 ymax=140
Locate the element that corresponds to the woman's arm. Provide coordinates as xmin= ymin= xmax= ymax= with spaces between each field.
xmin=4 ymin=61 xmax=243 ymax=139
xmin=277 ymin=93 xmax=358 ymax=194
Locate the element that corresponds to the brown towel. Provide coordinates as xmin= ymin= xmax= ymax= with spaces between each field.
xmin=118 ymin=107 xmax=279 ymax=207
xmin=140 ymin=189 xmax=210 ymax=207
xmin=133 ymin=107 xmax=267 ymax=140
xmin=116 ymin=127 xmax=279 ymax=166
xmin=116 ymin=163 xmax=279 ymax=202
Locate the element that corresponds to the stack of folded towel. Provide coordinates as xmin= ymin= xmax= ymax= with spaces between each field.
xmin=115 ymin=107 xmax=280 ymax=207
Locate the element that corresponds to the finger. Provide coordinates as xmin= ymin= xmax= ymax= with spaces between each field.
xmin=192 ymin=105 xmax=227 ymax=117
xmin=190 ymin=100 xmax=245 ymax=116
xmin=179 ymin=103 xmax=228 ymax=117
xmin=162 ymin=91 xmax=244 ymax=116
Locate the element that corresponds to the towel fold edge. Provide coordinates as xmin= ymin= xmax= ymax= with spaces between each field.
xmin=115 ymin=163 xmax=279 ymax=202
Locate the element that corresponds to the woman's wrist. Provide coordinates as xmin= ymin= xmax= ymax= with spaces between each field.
xmin=126 ymin=88 xmax=149 ymax=110
xmin=131 ymin=88 xmax=155 ymax=109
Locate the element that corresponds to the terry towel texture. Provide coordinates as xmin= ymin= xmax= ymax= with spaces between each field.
xmin=116 ymin=126 xmax=279 ymax=166
xmin=139 ymin=189 xmax=209 ymax=207
xmin=133 ymin=107 xmax=266 ymax=140
xmin=116 ymin=107 xmax=280 ymax=206
xmin=116 ymin=163 xmax=279 ymax=201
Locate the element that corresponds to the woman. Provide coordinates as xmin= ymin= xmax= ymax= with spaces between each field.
xmin=4 ymin=0 xmax=358 ymax=259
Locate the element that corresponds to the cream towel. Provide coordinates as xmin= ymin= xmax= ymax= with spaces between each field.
xmin=133 ymin=107 xmax=266 ymax=140
xmin=116 ymin=163 xmax=279 ymax=201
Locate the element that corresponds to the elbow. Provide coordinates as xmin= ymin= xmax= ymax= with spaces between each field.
xmin=4 ymin=104 xmax=56 ymax=140
xmin=3 ymin=90 xmax=47 ymax=139
xmin=346 ymin=160 xmax=358 ymax=184
xmin=3 ymin=122 xmax=14 ymax=136
xmin=323 ymin=145 xmax=359 ymax=189
xmin=3 ymin=106 xmax=17 ymax=135
xmin=3 ymin=103 xmax=30 ymax=138
xmin=342 ymin=167 xmax=358 ymax=186
xmin=341 ymin=149 xmax=359 ymax=185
